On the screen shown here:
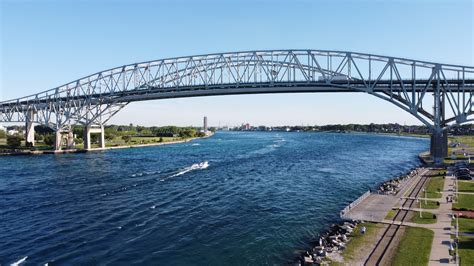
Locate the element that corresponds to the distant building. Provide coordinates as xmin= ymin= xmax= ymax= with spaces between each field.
xmin=203 ymin=116 xmax=208 ymax=133
xmin=244 ymin=123 xmax=250 ymax=130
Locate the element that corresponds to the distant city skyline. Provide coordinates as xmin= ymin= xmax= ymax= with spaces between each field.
xmin=2 ymin=0 xmax=473 ymax=126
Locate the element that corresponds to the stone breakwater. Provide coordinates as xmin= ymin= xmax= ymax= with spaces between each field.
xmin=377 ymin=167 xmax=422 ymax=195
xmin=293 ymin=220 xmax=361 ymax=265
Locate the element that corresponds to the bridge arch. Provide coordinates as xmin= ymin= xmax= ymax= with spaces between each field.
xmin=1 ymin=50 xmax=473 ymax=162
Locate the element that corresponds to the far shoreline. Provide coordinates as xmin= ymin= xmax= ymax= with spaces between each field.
xmin=0 ymin=132 xmax=215 ymax=156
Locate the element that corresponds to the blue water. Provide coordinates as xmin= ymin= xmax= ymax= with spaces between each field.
xmin=0 ymin=131 xmax=428 ymax=265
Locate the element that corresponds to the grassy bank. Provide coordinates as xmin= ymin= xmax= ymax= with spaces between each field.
xmin=392 ymin=227 xmax=434 ymax=266
xmin=340 ymin=222 xmax=383 ymax=263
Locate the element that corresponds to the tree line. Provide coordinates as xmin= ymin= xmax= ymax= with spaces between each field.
xmin=0 ymin=124 xmax=212 ymax=148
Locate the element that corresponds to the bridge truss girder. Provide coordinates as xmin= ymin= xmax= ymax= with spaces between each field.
xmin=1 ymin=50 xmax=473 ymax=160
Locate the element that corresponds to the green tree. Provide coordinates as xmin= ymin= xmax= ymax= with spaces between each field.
xmin=44 ymin=134 xmax=56 ymax=146
xmin=122 ymin=135 xmax=132 ymax=143
xmin=179 ymin=128 xmax=196 ymax=138
xmin=7 ymin=135 xmax=23 ymax=148
xmin=0 ymin=129 xmax=6 ymax=139
xmin=105 ymin=131 xmax=116 ymax=141
xmin=35 ymin=133 xmax=44 ymax=141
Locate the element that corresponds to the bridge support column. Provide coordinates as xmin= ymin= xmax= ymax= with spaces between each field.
xmin=430 ymin=73 xmax=447 ymax=164
xmin=83 ymin=125 xmax=105 ymax=150
xmin=54 ymin=130 xmax=62 ymax=151
xmin=25 ymin=110 xmax=35 ymax=147
xmin=67 ymin=131 xmax=75 ymax=149
xmin=99 ymin=125 xmax=105 ymax=149
xmin=430 ymin=129 xmax=448 ymax=164
xmin=84 ymin=127 xmax=91 ymax=150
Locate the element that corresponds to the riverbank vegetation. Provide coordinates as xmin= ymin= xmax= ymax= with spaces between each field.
xmin=0 ymin=125 xmax=213 ymax=151
xmin=339 ymin=222 xmax=383 ymax=263
xmin=392 ymin=227 xmax=434 ymax=266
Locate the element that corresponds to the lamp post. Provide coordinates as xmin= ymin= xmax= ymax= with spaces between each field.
xmin=454 ymin=214 xmax=459 ymax=266
xmin=423 ymin=188 xmax=427 ymax=205
xmin=417 ymin=199 xmax=422 ymax=218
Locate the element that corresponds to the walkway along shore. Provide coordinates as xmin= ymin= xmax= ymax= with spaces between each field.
xmin=0 ymin=132 xmax=215 ymax=156
xmin=292 ymin=164 xmax=426 ymax=265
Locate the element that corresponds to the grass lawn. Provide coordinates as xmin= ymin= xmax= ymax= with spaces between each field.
xmin=453 ymin=194 xmax=474 ymax=211
xmin=342 ymin=222 xmax=383 ymax=262
xmin=426 ymin=175 xmax=445 ymax=199
xmin=458 ymin=236 xmax=474 ymax=265
xmin=455 ymin=217 xmax=474 ymax=265
xmin=385 ymin=210 xmax=397 ymax=220
xmin=421 ymin=200 xmax=440 ymax=209
xmin=410 ymin=211 xmax=437 ymax=224
xmin=445 ymin=156 xmax=471 ymax=165
xmin=458 ymin=181 xmax=474 ymax=193
xmin=450 ymin=136 xmax=474 ymax=147
xmin=392 ymin=227 xmax=434 ymax=266
xmin=457 ymin=217 xmax=474 ymax=234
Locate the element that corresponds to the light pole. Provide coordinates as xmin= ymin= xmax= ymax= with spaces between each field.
xmin=423 ymin=188 xmax=427 ymax=205
xmin=417 ymin=199 xmax=422 ymax=218
xmin=455 ymin=214 xmax=459 ymax=266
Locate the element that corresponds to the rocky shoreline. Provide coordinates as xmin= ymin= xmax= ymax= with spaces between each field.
xmin=291 ymin=164 xmax=424 ymax=265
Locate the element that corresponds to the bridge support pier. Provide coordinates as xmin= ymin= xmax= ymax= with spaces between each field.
xmin=83 ymin=125 xmax=105 ymax=150
xmin=25 ymin=110 xmax=35 ymax=147
xmin=430 ymin=129 xmax=448 ymax=164
xmin=54 ymin=130 xmax=62 ymax=151
xmin=67 ymin=131 xmax=75 ymax=149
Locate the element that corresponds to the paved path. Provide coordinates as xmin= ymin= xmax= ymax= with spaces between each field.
xmin=453 ymin=191 xmax=474 ymax=195
xmin=343 ymin=170 xmax=425 ymax=222
xmin=428 ymin=170 xmax=455 ymax=265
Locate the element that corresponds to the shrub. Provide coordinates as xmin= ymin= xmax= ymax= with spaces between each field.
xmin=122 ymin=135 xmax=131 ymax=143
xmin=43 ymin=134 xmax=56 ymax=146
xmin=7 ymin=135 xmax=23 ymax=148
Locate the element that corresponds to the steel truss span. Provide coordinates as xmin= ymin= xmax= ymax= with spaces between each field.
xmin=1 ymin=50 xmax=473 ymax=160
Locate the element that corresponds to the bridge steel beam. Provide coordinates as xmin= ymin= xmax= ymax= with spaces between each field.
xmin=0 ymin=50 xmax=472 ymax=160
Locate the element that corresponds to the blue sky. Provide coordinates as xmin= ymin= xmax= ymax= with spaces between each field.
xmin=1 ymin=0 xmax=473 ymax=126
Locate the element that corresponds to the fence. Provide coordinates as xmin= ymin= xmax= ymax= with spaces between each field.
xmin=340 ymin=190 xmax=371 ymax=220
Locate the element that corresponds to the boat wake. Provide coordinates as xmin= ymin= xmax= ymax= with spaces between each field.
xmin=11 ymin=256 xmax=28 ymax=266
xmin=162 ymin=161 xmax=210 ymax=180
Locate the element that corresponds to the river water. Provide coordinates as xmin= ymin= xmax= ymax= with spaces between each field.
xmin=0 ymin=131 xmax=428 ymax=265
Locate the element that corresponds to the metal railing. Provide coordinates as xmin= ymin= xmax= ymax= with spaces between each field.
xmin=340 ymin=190 xmax=371 ymax=220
